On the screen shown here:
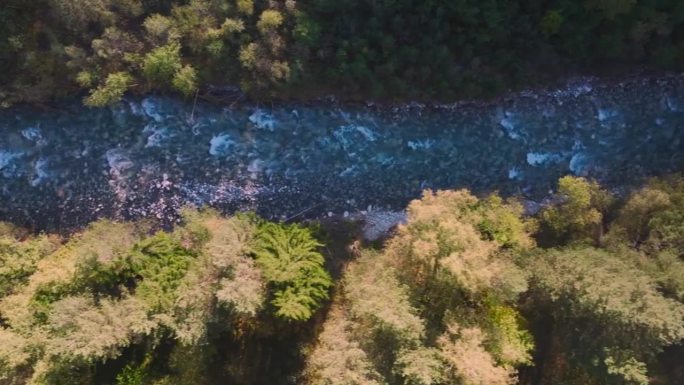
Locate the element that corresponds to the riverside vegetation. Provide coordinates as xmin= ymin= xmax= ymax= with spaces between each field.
xmin=3 ymin=1 xmax=684 ymax=384
xmin=1 ymin=175 xmax=684 ymax=385
xmin=3 ymin=0 xmax=684 ymax=106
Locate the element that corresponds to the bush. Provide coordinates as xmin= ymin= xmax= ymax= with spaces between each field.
xmin=257 ymin=10 xmax=284 ymax=34
xmin=172 ymin=65 xmax=198 ymax=96
xmin=142 ymin=43 xmax=182 ymax=85
xmin=84 ymin=72 xmax=132 ymax=106
xmin=116 ymin=364 xmax=146 ymax=385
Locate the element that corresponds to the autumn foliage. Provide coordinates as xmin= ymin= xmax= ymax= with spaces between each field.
xmin=1 ymin=176 xmax=684 ymax=384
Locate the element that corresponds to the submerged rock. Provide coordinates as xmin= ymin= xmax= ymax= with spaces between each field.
xmin=569 ymin=152 xmax=591 ymax=176
xmin=0 ymin=150 xmax=24 ymax=178
xmin=248 ymin=109 xmax=277 ymax=130
xmin=209 ymin=133 xmax=238 ymax=156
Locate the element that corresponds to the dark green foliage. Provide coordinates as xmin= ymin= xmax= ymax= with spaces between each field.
xmin=115 ymin=363 xmax=146 ymax=385
xmin=3 ymin=0 xmax=684 ymax=105
xmin=527 ymin=246 xmax=684 ymax=384
xmin=251 ymin=222 xmax=332 ymax=321
xmin=84 ymin=72 xmax=132 ymax=107
xmin=142 ymin=43 xmax=182 ymax=85
xmin=129 ymin=231 xmax=195 ymax=311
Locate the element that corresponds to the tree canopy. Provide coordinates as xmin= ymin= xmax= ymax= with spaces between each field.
xmin=3 ymin=0 xmax=684 ymax=105
xmin=2 ymin=176 xmax=684 ymax=385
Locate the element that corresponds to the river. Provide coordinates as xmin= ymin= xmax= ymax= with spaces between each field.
xmin=1 ymin=74 xmax=683 ymax=231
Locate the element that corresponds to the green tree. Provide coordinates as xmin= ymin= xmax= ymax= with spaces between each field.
xmin=642 ymin=177 xmax=684 ymax=252
xmin=116 ymin=363 xmax=146 ymax=385
xmin=607 ymin=176 xmax=684 ymax=253
xmin=541 ymin=176 xmax=613 ymax=244
xmin=390 ymin=190 xmax=531 ymax=300
xmin=172 ymin=65 xmax=198 ymax=96
xmin=251 ymin=222 xmax=332 ymax=321
xmin=84 ymin=71 xmax=132 ymax=107
xmin=394 ymin=347 xmax=446 ymax=385
xmin=293 ymin=11 xmax=321 ymax=47
xmin=221 ymin=18 xmax=245 ymax=34
xmin=343 ymin=250 xmax=425 ymax=342
xmin=529 ymin=247 xmax=684 ymax=384
xmin=236 ymin=0 xmax=254 ymax=15
xmin=305 ymin=189 xmax=535 ymax=385
xmin=0 ymin=226 xmax=58 ymax=298
xmin=437 ymin=323 xmax=515 ymax=385
xmin=142 ymin=43 xmax=182 ymax=86
xmin=130 ymin=232 xmax=195 ymax=312
xmin=239 ymin=42 xmax=258 ymax=70
xmin=173 ymin=210 xmax=265 ymax=325
xmin=257 ymin=10 xmax=284 ymax=34
xmin=613 ymin=186 xmax=671 ymax=247
xmin=91 ymin=27 xmax=144 ymax=64
xmin=143 ymin=14 xmax=179 ymax=45
xmin=45 ymin=295 xmax=154 ymax=361
xmin=48 ymin=0 xmax=113 ymax=31
xmin=75 ymin=71 xmax=95 ymax=88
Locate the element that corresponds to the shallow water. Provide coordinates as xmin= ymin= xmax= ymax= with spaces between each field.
xmin=1 ymin=75 xmax=684 ymax=230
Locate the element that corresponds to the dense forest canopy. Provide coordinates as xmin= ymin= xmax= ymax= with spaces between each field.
xmin=2 ymin=0 xmax=684 ymax=105
xmin=2 ymin=1 xmax=684 ymax=384
xmin=1 ymin=175 xmax=684 ymax=385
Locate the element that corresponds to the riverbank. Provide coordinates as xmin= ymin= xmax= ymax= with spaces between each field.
xmin=87 ymin=68 xmax=682 ymax=111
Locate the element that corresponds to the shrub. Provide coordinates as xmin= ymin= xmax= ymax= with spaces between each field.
xmin=142 ymin=43 xmax=182 ymax=85
xmin=84 ymin=71 xmax=132 ymax=107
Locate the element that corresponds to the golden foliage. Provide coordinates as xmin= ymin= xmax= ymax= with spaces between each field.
xmin=257 ymin=10 xmax=284 ymax=34
xmin=344 ymin=251 xmax=424 ymax=342
xmin=0 ymin=327 xmax=31 ymax=379
xmin=388 ymin=190 xmax=530 ymax=299
xmin=541 ymin=176 xmax=612 ymax=243
xmin=172 ymin=210 xmax=262 ymax=341
xmin=304 ymin=303 xmax=384 ymax=385
xmin=45 ymin=295 xmax=155 ymax=361
xmin=0 ymin=220 xmax=137 ymax=330
xmin=394 ymin=348 xmax=445 ymax=385
xmin=215 ymin=256 xmax=265 ymax=316
xmin=437 ymin=322 xmax=515 ymax=385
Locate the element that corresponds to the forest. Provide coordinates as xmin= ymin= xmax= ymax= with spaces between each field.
xmin=2 ymin=1 xmax=684 ymax=385
xmin=1 ymin=175 xmax=684 ymax=385
xmin=3 ymin=0 xmax=684 ymax=106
